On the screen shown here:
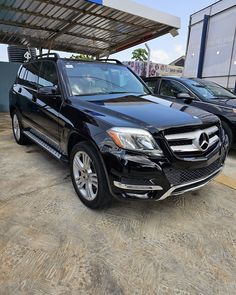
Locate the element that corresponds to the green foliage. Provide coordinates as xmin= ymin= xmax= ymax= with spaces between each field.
xmin=70 ymin=54 xmax=95 ymax=61
xmin=131 ymin=48 xmax=148 ymax=61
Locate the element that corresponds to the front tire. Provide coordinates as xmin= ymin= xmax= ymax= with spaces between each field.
xmin=12 ymin=112 xmax=30 ymax=145
xmin=70 ymin=142 xmax=112 ymax=209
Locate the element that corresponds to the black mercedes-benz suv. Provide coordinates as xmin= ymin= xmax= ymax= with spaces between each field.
xmin=9 ymin=54 xmax=228 ymax=209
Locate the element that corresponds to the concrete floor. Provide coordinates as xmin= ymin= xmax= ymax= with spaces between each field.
xmin=0 ymin=112 xmax=236 ymax=295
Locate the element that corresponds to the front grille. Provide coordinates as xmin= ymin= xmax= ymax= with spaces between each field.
xmin=164 ymin=159 xmax=222 ymax=186
xmin=164 ymin=125 xmax=219 ymax=157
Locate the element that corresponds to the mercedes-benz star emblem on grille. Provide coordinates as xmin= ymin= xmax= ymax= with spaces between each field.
xmin=198 ymin=132 xmax=209 ymax=151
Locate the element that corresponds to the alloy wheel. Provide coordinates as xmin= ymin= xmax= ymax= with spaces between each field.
xmin=73 ymin=151 xmax=98 ymax=201
xmin=13 ymin=114 xmax=21 ymax=141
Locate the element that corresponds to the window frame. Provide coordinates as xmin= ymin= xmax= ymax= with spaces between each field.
xmin=158 ymin=78 xmax=198 ymax=99
xmin=38 ymin=60 xmax=59 ymax=89
xmin=18 ymin=62 xmax=41 ymax=90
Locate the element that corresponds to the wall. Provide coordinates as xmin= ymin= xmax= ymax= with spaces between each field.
xmin=184 ymin=0 xmax=236 ymax=90
xmin=0 ymin=61 xmax=21 ymax=112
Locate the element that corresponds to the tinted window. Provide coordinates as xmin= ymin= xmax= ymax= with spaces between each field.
xmin=62 ymin=61 xmax=149 ymax=96
xmin=160 ymin=80 xmax=190 ymax=97
xmin=18 ymin=66 xmax=26 ymax=83
xmin=145 ymin=80 xmax=157 ymax=92
xmin=24 ymin=62 xmax=41 ymax=89
xmin=39 ymin=61 xmax=58 ymax=87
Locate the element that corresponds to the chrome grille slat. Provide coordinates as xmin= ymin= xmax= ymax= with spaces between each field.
xmin=171 ymin=144 xmax=199 ymax=152
xmin=165 ymin=125 xmax=219 ymax=154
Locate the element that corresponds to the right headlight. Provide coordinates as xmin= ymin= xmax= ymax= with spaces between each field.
xmin=107 ymin=127 xmax=163 ymax=156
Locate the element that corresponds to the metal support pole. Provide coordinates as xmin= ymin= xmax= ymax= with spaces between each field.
xmin=197 ymin=15 xmax=209 ymax=78
xmin=145 ymin=43 xmax=151 ymax=77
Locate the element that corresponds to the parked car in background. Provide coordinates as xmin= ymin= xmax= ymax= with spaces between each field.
xmin=9 ymin=55 xmax=228 ymax=209
xmin=143 ymin=76 xmax=236 ymax=148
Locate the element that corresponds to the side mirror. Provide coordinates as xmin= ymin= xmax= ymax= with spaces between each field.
xmin=176 ymin=92 xmax=193 ymax=100
xmin=38 ymin=85 xmax=60 ymax=96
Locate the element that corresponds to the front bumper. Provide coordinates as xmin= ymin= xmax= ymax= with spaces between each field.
xmin=100 ymin=137 xmax=228 ymax=202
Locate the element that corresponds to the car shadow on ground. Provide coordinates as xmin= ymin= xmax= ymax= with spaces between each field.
xmin=229 ymin=148 xmax=236 ymax=158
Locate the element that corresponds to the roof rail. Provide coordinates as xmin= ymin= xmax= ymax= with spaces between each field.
xmin=96 ymin=58 xmax=123 ymax=65
xmin=34 ymin=53 xmax=60 ymax=60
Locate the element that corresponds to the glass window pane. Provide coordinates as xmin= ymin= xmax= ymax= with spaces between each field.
xmin=19 ymin=66 xmax=26 ymax=80
xmin=39 ymin=61 xmax=58 ymax=87
xmin=145 ymin=80 xmax=156 ymax=92
xmin=63 ymin=61 xmax=149 ymax=96
xmin=24 ymin=62 xmax=40 ymax=89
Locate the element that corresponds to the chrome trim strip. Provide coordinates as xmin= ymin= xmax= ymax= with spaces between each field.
xmin=126 ymin=193 xmax=149 ymax=199
xmin=171 ymin=144 xmax=199 ymax=152
xmin=158 ymin=167 xmax=222 ymax=201
xmin=171 ymin=181 xmax=210 ymax=196
xmin=209 ymin=135 xmax=219 ymax=146
xmin=114 ymin=181 xmax=163 ymax=191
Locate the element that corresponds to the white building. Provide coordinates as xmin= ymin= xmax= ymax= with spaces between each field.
xmin=184 ymin=0 xmax=236 ymax=91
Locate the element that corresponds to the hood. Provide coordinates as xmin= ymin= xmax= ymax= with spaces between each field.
xmin=71 ymin=94 xmax=219 ymax=131
xmin=208 ymin=98 xmax=236 ymax=109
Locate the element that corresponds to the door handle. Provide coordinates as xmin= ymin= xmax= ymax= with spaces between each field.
xmin=32 ymin=95 xmax=37 ymax=102
xmin=18 ymin=87 xmax=22 ymax=94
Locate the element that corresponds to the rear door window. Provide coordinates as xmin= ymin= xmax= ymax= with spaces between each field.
xmin=18 ymin=66 xmax=26 ymax=84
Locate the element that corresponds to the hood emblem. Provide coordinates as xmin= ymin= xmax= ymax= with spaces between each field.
xmin=198 ymin=132 xmax=209 ymax=151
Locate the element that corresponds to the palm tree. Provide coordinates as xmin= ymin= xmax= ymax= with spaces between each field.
xmin=131 ymin=48 xmax=148 ymax=61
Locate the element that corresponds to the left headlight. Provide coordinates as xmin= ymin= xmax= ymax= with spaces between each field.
xmin=107 ymin=127 xmax=163 ymax=156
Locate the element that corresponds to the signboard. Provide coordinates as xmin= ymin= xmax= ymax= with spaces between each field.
xmin=123 ymin=61 xmax=183 ymax=77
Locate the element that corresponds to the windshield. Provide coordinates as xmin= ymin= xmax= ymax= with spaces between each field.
xmin=185 ymin=79 xmax=236 ymax=100
xmin=63 ymin=61 xmax=149 ymax=96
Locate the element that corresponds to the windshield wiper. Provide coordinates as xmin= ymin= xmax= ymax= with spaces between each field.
xmin=107 ymin=91 xmax=147 ymax=95
xmin=106 ymin=91 xmax=130 ymax=94
xmin=73 ymin=91 xmax=147 ymax=96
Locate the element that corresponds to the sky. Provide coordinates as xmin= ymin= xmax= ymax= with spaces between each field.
xmin=0 ymin=0 xmax=216 ymax=63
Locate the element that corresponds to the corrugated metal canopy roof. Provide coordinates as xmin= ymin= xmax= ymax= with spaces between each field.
xmin=0 ymin=0 xmax=180 ymax=56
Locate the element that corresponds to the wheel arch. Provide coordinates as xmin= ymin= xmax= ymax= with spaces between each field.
xmin=67 ymin=132 xmax=89 ymax=157
xmin=67 ymin=131 xmax=114 ymax=197
xmin=9 ymin=105 xmax=16 ymax=117
xmin=218 ymin=115 xmax=235 ymax=144
xmin=218 ymin=115 xmax=235 ymax=134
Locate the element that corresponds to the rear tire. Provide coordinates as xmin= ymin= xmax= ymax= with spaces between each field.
xmin=222 ymin=121 xmax=233 ymax=148
xmin=12 ymin=111 xmax=31 ymax=145
xmin=70 ymin=142 xmax=112 ymax=209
